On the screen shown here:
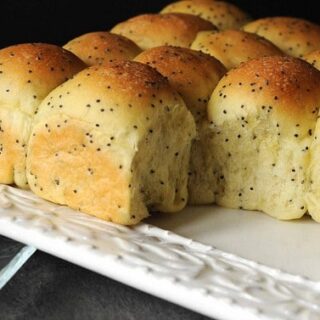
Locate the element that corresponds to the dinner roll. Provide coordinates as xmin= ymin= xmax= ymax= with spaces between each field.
xmin=191 ymin=29 xmax=284 ymax=69
xmin=302 ymin=50 xmax=320 ymax=70
xmin=111 ymin=13 xmax=216 ymax=50
xmin=0 ymin=43 xmax=85 ymax=189
xmin=303 ymin=50 xmax=320 ymax=222
xmin=208 ymin=56 xmax=320 ymax=221
xmin=243 ymin=17 xmax=320 ymax=58
xmin=135 ymin=46 xmax=226 ymax=204
xmin=63 ymin=31 xmax=142 ymax=66
xmin=161 ymin=0 xmax=250 ymax=30
xmin=26 ymin=61 xmax=196 ymax=225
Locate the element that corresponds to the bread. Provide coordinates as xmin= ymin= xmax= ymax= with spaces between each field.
xmin=303 ymin=50 xmax=320 ymax=222
xmin=243 ymin=17 xmax=320 ymax=58
xmin=26 ymin=61 xmax=196 ymax=225
xmin=208 ymin=56 xmax=320 ymax=221
xmin=302 ymin=50 xmax=320 ymax=70
xmin=135 ymin=46 xmax=226 ymax=204
xmin=0 ymin=43 xmax=85 ymax=189
xmin=161 ymin=0 xmax=250 ymax=30
xmin=111 ymin=13 xmax=216 ymax=50
xmin=191 ymin=29 xmax=284 ymax=70
xmin=63 ymin=31 xmax=142 ymax=66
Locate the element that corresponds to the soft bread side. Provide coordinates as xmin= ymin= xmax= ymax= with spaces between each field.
xmin=208 ymin=56 xmax=320 ymax=220
xmin=135 ymin=46 xmax=226 ymax=204
xmin=26 ymin=61 xmax=196 ymax=225
xmin=0 ymin=43 xmax=85 ymax=188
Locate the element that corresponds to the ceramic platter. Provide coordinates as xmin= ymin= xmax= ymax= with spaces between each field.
xmin=0 ymin=184 xmax=320 ymax=320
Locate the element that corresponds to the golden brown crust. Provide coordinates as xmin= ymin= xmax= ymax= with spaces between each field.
xmin=63 ymin=32 xmax=142 ymax=66
xmin=111 ymin=13 xmax=216 ymax=50
xmin=161 ymin=0 xmax=250 ymax=30
xmin=209 ymin=56 xmax=320 ymax=126
xmin=243 ymin=17 xmax=320 ymax=58
xmin=33 ymin=61 xmax=181 ymax=120
xmin=0 ymin=43 xmax=86 ymax=188
xmin=135 ymin=45 xmax=226 ymax=119
xmin=303 ymin=50 xmax=320 ymax=71
xmin=0 ymin=43 xmax=86 ymax=115
xmin=191 ymin=29 xmax=284 ymax=70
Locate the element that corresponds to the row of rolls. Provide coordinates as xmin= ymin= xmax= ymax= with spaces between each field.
xmin=2 ymin=0 xmax=320 ymax=225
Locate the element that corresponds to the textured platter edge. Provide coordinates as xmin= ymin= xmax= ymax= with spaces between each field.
xmin=0 ymin=185 xmax=320 ymax=320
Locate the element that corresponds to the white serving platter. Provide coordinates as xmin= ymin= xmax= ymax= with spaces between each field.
xmin=0 ymin=184 xmax=320 ymax=320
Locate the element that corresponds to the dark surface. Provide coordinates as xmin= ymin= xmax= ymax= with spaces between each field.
xmin=0 ymin=237 xmax=25 ymax=270
xmin=0 ymin=250 xmax=210 ymax=320
xmin=0 ymin=0 xmax=319 ymax=48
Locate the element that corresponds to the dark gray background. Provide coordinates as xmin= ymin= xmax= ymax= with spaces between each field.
xmin=0 ymin=0 xmax=316 ymax=319
xmin=0 ymin=0 xmax=318 ymax=48
xmin=0 ymin=246 xmax=209 ymax=320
